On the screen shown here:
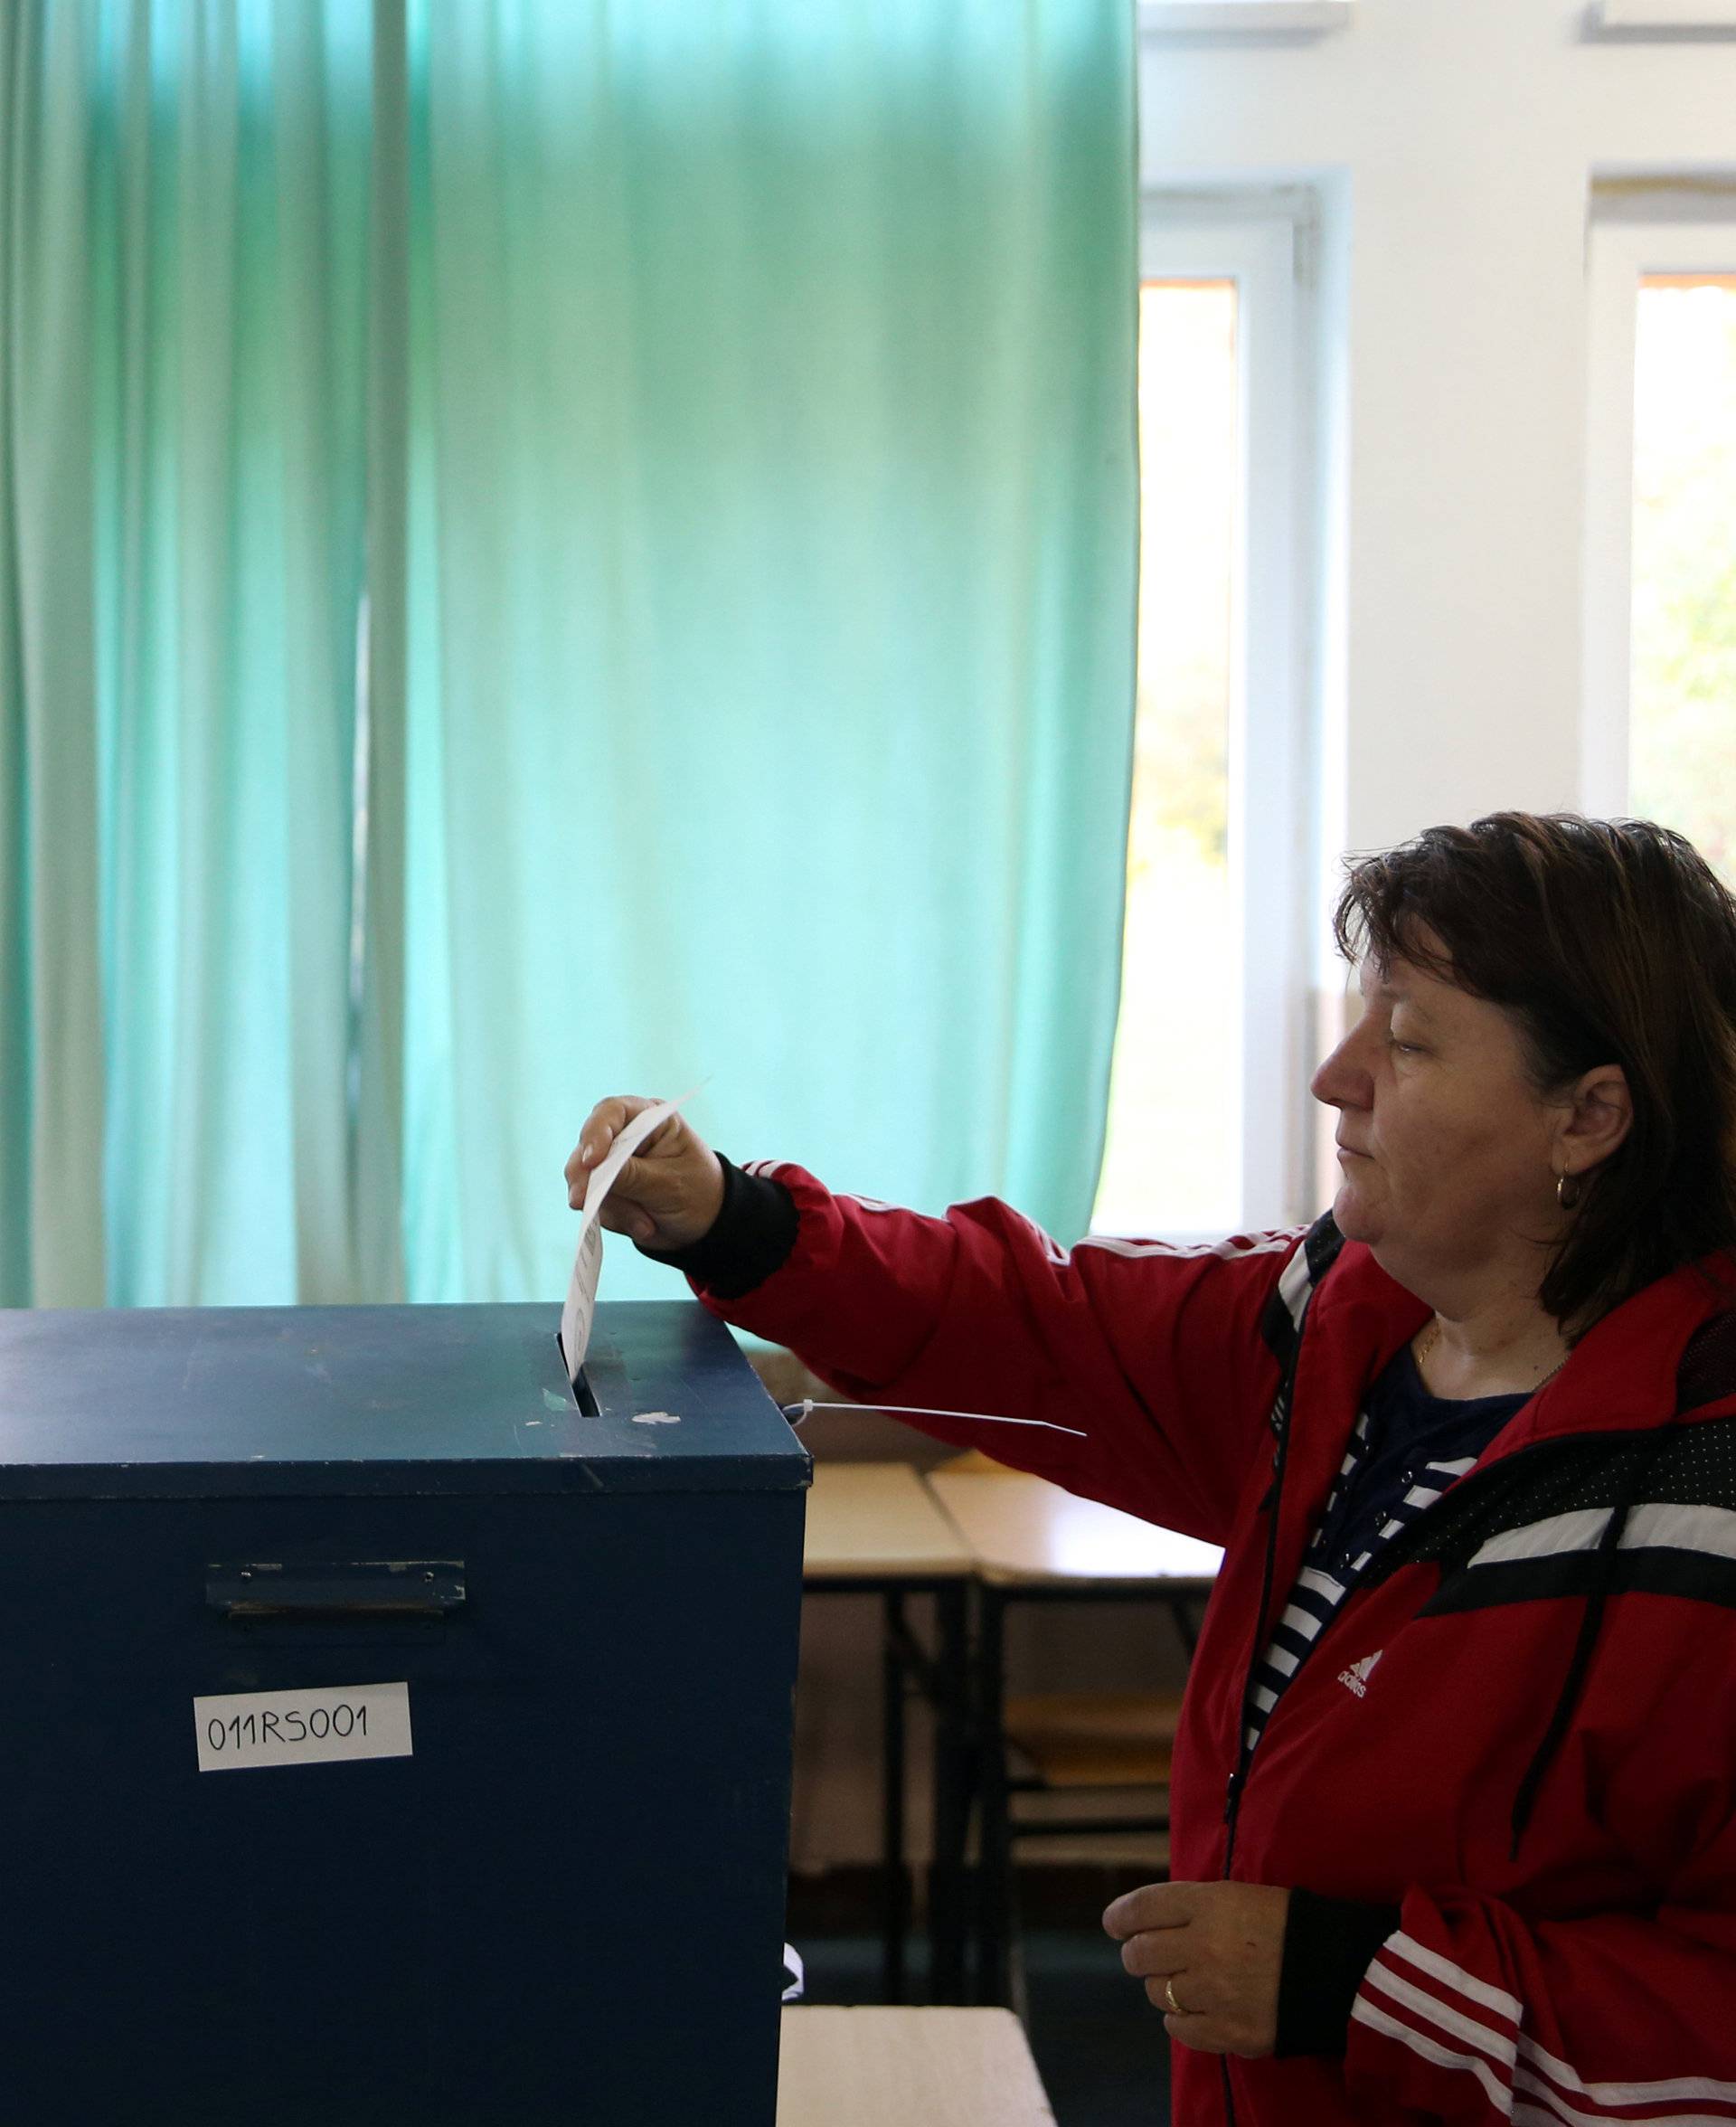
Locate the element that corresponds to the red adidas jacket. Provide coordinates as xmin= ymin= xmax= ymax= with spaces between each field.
xmin=688 ymin=1164 xmax=1736 ymax=2127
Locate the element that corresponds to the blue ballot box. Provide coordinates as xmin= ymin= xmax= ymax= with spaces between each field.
xmin=0 ymin=1300 xmax=809 ymax=2127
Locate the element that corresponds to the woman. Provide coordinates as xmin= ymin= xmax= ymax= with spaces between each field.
xmin=567 ymin=813 xmax=1736 ymax=2127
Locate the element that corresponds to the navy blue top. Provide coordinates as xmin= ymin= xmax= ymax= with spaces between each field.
xmin=1310 ymin=1345 xmax=1528 ymax=1580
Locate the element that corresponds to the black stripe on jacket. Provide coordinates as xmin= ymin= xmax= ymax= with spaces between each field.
xmin=1362 ymin=1309 xmax=1736 ymax=1618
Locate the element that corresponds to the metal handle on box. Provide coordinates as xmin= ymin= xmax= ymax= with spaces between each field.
xmin=205 ymin=1560 xmax=467 ymax=1621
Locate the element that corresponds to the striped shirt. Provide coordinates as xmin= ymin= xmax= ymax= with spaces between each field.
xmin=1243 ymin=1347 xmax=1527 ymax=1757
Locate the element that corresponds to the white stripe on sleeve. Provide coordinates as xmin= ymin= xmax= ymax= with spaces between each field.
xmin=1382 ymin=1934 xmax=1524 ymax=2026
xmin=1350 ymin=1996 xmax=1514 ymax=2116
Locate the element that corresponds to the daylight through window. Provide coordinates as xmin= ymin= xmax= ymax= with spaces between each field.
xmin=1091 ymin=280 xmax=1240 ymax=1236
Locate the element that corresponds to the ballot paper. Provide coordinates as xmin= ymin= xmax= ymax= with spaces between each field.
xmin=559 ymin=1091 xmax=695 ymax=1388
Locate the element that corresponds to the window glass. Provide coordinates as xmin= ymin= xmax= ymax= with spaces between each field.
xmin=1092 ymin=280 xmax=1240 ymax=1235
xmin=1630 ymin=272 xmax=1736 ymax=881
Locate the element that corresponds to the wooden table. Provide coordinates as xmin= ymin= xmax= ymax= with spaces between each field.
xmin=777 ymin=2007 xmax=1056 ymax=2127
xmin=926 ymin=1470 xmax=1223 ymax=1588
xmin=925 ymin=1469 xmax=1222 ymax=2001
xmin=803 ymin=1463 xmax=976 ymax=2002
xmin=805 ymin=1462 xmax=976 ymax=1581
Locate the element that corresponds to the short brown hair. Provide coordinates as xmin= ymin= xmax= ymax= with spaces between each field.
xmin=1332 ymin=812 xmax=1736 ymax=1336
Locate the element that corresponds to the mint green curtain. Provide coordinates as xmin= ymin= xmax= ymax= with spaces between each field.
xmin=0 ymin=0 xmax=1137 ymax=1309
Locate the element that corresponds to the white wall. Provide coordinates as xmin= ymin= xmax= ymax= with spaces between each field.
xmin=1140 ymin=0 xmax=1736 ymax=884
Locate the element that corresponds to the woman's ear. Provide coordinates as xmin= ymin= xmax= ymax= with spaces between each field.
xmin=1561 ymin=1064 xmax=1634 ymax=1173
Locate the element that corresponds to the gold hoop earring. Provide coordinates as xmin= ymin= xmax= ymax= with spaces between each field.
xmin=1556 ymin=1169 xmax=1583 ymax=1212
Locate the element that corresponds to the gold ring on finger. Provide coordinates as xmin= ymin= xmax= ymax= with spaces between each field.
xmin=1164 ymin=1976 xmax=1186 ymax=2016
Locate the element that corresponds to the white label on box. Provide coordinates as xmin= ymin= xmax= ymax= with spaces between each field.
xmin=193 ymin=1681 xmax=412 ymax=1773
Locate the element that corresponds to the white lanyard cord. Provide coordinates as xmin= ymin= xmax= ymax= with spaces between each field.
xmin=781 ymin=1398 xmax=1087 ymax=1439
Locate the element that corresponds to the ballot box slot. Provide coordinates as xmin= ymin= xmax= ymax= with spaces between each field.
xmin=205 ymin=1560 xmax=466 ymax=1621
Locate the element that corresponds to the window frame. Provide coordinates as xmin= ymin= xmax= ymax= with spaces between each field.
xmin=1581 ymin=212 xmax=1736 ymax=815
xmin=1139 ymin=0 xmax=1352 ymax=31
xmin=1099 ymin=199 xmax=1315 ymax=1239
xmin=1594 ymin=0 xmax=1736 ymax=29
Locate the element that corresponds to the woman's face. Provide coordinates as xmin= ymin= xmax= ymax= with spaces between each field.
xmin=1310 ymin=948 xmax=1562 ymax=1280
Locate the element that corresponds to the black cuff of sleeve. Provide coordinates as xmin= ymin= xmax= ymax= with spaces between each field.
xmin=1273 ymin=1889 xmax=1401 ymax=2058
xmin=637 ymin=1155 xmax=800 ymax=1301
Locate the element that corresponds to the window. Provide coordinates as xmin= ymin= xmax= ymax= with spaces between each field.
xmin=1093 ymin=208 xmax=1315 ymax=1238
xmin=1584 ymin=206 xmax=1736 ymax=880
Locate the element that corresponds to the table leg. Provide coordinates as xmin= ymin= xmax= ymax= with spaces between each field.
xmin=973 ymin=1588 xmax=1012 ymax=2007
xmin=926 ymin=1582 xmax=971 ymax=2004
xmin=881 ymin=1591 xmax=909 ymax=2003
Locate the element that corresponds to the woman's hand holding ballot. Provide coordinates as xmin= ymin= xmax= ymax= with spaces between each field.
xmin=565 ymin=1097 xmax=725 ymax=1253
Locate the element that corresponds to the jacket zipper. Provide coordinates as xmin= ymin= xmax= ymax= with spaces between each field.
xmin=1222 ymin=1338 xmax=1302 ymax=1870
xmin=1216 ymin=1324 xmax=1306 ymax=2127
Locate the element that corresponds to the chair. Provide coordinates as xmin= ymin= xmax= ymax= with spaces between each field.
xmin=1003 ymin=1688 xmax=1183 ymax=1798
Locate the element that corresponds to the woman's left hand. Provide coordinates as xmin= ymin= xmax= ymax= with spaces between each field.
xmin=1103 ymin=1880 xmax=1290 ymax=2056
